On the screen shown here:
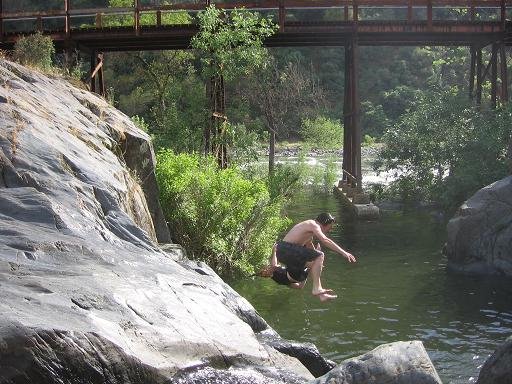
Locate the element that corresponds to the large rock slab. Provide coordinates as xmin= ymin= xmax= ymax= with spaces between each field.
xmin=313 ymin=341 xmax=442 ymax=384
xmin=445 ymin=176 xmax=512 ymax=277
xmin=477 ymin=336 xmax=512 ymax=384
xmin=0 ymin=59 xmax=316 ymax=383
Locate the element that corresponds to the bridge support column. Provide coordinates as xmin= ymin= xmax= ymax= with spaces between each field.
xmin=476 ymin=47 xmax=483 ymax=105
xmin=89 ymin=51 xmax=105 ymax=97
xmin=469 ymin=46 xmax=476 ymax=100
xmin=342 ymin=35 xmax=362 ymax=194
xmin=500 ymin=43 xmax=509 ymax=104
xmin=491 ymin=43 xmax=499 ymax=109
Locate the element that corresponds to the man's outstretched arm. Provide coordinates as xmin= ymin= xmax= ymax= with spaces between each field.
xmin=312 ymin=225 xmax=356 ymax=262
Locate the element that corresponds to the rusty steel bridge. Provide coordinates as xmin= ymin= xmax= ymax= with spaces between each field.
xmin=1 ymin=0 xmax=511 ymax=192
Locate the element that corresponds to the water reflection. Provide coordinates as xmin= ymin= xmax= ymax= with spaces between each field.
xmin=230 ymin=192 xmax=512 ymax=383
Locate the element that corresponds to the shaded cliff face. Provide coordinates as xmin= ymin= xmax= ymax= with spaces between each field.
xmin=0 ymin=59 xmax=318 ymax=383
xmin=445 ymin=176 xmax=512 ymax=277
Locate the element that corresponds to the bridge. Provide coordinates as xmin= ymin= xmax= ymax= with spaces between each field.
xmin=0 ymin=0 xmax=511 ymax=193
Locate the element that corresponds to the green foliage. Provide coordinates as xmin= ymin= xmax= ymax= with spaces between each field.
xmin=105 ymin=0 xmax=191 ymax=27
xmin=131 ymin=115 xmax=149 ymax=133
xmin=322 ymin=156 xmax=338 ymax=193
xmin=191 ymin=5 xmax=278 ymax=81
xmin=361 ymin=101 xmax=390 ymax=137
xmin=226 ymin=123 xmax=262 ymax=166
xmin=301 ymin=116 xmax=343 ymax=150
xmin=13 ymin=32 xmax=55 ymax=70
xmin=381 ymin=85 xmax=421 ymax=120
xmin=362 ymin=134 xmax=376 ymax=147
xmin=377 ymin=89 xmax=511 ymax=212
xmin=156 ymin=150 xmax=290 ymax=277
xmin=106 ymin=50 xmax=205 ymax=152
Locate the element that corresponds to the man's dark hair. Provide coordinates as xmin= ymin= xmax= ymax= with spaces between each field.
xmin=315 ymin=212 xmax=336 ymax=225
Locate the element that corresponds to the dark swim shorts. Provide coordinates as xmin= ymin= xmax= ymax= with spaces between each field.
xmin=276 ymin=240 xmax=322 ymax=281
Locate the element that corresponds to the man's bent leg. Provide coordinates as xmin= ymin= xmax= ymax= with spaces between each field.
xmin=308 ymin=253 xmax=333 ymax=296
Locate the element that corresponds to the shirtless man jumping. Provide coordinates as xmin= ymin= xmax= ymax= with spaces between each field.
xmin=259 ymin=213 xmax=356 ymax=302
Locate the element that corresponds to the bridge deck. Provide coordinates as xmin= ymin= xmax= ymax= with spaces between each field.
xmin=0 ymin=1 xmax=510 ymax=50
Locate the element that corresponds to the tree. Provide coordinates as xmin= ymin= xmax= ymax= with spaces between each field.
xmin=105 ymin=50 xmax=205 ymax=152
xmin=191 ymin=5 xmax=277 ymax=168
xmin=377 ymin=88 xmax=511 ymax=211
xmin=243 ymin=56 xmax=325 ymax=174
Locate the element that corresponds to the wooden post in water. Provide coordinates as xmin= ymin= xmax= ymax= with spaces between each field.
xmin=407 ymin=0 xmax=413 ymax=23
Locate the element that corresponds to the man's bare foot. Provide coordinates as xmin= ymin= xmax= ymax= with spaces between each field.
xmin=316 ymin=292 xmax=338 ymax=302
xmin=312 ymin=288 xmax=335 ymax=295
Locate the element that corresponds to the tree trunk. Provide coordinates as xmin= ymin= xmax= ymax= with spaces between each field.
xmin=206 ymin=74 xmax=228 ymax=168
xmin=269 ymin=128 xmax=276 ymax=177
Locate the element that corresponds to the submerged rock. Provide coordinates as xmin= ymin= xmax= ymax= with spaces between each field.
xmin=445 ymin=176 xmax=512 ymax=277
xmin=0 ymin=59 xmax=316 ymax=383
xmin=313 ymin=341 xmax=442 ymax=384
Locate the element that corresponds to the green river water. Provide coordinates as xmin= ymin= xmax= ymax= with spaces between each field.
xmin=230 ymin=192 xmax=512 ymax=384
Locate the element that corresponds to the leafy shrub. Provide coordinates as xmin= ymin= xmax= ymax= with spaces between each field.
xmin=362 ymin=134 xmax=376 ymax=147
xmin=156 ymin=150 xmax=290 ymax=277
xmin=361 ymin=100 xmax=390 ymax=138
xmin=13 ymin=32 xmax=55 ymax=71
xmin=301 ymin=116 xmax=343 ymax=150
xmin=377 ymin=88 xmax=511 ymax=212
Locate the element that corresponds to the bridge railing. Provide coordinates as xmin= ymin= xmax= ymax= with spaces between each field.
xmin=0 ymin=1 xmax=510 ymax=36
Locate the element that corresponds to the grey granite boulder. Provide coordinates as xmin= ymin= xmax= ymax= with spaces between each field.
xmin=445 ymin=176 xmax=512 ymax=277
xmin=0 ymin=59 xmax=316 ymax=383
xmin=477 ymin=336 xmax=512 ymax=384
xmin=312 ymin=341 xmax=442 ymax=384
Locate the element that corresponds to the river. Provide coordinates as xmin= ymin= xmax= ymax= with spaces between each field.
xmin=230 ymin=155 xmax=512 ymax=383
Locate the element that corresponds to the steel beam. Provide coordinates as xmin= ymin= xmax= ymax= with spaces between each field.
xmin=469 ymin=45 xmax=476 ymax=99
xmin=342 ymin=36 xmax=361 ymax=191
xmin=476 ymin=47 xmax=483 ymax=105
xmin=500 ymin=43 xmax=509 ymax=103
xmin=491 ymin=43 xmax=498 ymax=108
